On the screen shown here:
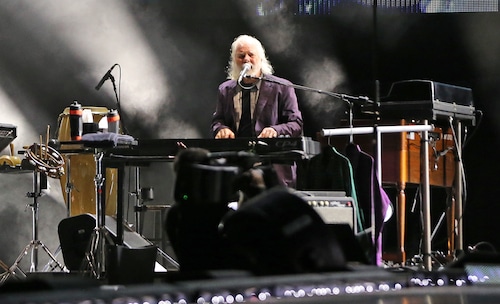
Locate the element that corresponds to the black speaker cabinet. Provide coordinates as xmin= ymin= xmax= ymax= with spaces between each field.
xmin=106 ymin=245 xmax=157 ymax=285
xmin=58 ymin=213 xmax=157 ymax=284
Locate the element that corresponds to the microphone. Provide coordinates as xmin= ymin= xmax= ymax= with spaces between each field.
xmin=238 ymin=63 xmax=252 ymax=83
xmin=95 ymin=64 xmax=118 ymax=90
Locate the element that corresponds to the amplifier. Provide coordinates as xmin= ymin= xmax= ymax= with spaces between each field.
xmin=295 ymin=191 xmax=357 ymax=233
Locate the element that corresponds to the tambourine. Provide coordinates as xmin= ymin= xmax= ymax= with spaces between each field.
xmin=25 ymin=143 xmax=65 ymax=178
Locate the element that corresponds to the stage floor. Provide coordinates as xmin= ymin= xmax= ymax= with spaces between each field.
xmin=1 ymin=263 xmax=499 ymax=304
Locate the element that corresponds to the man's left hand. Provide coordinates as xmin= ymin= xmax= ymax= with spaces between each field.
xmin=257 ymin=127 xmax=277 ymax=138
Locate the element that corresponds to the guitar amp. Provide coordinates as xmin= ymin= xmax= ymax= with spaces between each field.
xmin=295 ymin=191 xmax=357 ymax=233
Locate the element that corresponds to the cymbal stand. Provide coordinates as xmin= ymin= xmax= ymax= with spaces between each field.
xmin=81 ymin=150 xmax=114 ymax=279
xmin=42 ymin=154 xmax=73 ymax=272
xmin=1 ymin=171 xmax=67 ymax=284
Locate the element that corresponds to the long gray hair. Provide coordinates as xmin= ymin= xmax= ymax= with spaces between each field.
xmin=226 ymin=35 xmax=274 ymax=80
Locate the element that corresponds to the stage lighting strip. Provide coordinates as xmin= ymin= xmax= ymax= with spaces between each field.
xmin=0 ymin=269 xmax=472 ymax=303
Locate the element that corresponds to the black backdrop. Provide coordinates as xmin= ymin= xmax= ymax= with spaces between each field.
xmin=0 ymin=1 xmax=499 ymax=265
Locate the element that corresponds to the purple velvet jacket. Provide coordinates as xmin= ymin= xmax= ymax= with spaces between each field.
xmin=211 ymin=74 xmax=303 ymax=137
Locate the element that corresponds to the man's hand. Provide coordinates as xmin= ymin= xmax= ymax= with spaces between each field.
xmin=257 ymin=127 xmax=277 ymax=138
xmin=215 ymin=128 xmax=235 ymax=139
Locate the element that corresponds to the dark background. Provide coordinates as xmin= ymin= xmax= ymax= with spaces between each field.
xmin=0 ymin=0 xmax=498 ymax=267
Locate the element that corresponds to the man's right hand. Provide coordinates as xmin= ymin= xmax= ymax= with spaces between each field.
xmin=215 ymin=128 xmax=235 ymax=139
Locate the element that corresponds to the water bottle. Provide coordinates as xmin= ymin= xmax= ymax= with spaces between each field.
xmin=107 ymin=109 xmax=120 ymax=133
xmin=69 ymin=101 xmax=83 ymax=140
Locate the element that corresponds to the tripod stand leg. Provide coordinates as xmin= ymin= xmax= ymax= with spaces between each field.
xmin=81 ymin=228 xmax=102 ymax=278
xmin=80 ymin=226 xmax=115 ymax=279
xmin=1 ymin=242 xmax=32 ymax=284
xmin=37 ymin=241 xmax=67 ymax=272
xmin=0 ymin=260 xmax=9 ymax=272
xmin=0 ymin=260 xmax=10 ymax=284
xmin=2 ymin=239 xmax=69 ymax=284
xmin=42 ymin=244 xmax=61 ymax=272
xmin=0 ymin=259 xmax=19 ymax=285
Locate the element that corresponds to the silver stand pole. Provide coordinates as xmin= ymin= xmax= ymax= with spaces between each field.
xmin=420 ymin=120 xmax=432 ymax=271
xmin=64 ymin=155 xmax=73 ymax=218
xmin=82 ymin=151 xmax=113 ymax=279
xmin=454 ymin=119 xmax=464 ymax=252
xmin=29 ymin=171 xmax=40 ymax=272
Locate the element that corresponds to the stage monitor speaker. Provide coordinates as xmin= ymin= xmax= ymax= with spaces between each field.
xmin=58 ymin=213 xmax=157 ymax=282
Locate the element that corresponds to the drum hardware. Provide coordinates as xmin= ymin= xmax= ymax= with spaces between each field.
xmin=39 ymin=154 xmax=75 ymax=272
xmin=80 ymin=150 xmax=115 ymax=279
xmin=0 ymin=259 xmax=10 ymax=283
xmin=1 ymin=139 xmax=69 ymax=284
xmin=0 ymin=260 xmax=8 ymax=272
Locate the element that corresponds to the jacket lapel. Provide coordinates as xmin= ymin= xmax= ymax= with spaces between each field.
xmin=253 ymin=79 xmax=271 ymax=120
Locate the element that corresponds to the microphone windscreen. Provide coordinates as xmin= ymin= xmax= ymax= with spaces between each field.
xmin=242 ymin=62 xmax=252 ymax=70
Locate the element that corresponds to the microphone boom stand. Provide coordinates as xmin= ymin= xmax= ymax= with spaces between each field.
xmin=244 ymin=75 xmax=376 ymax=126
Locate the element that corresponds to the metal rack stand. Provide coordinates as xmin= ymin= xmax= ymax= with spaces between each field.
xmin=80 ymin=150 xmax=114 ymax=279
xmin=452 ymin=118 xmax=465 ymax=253
xmin=322 ymin=122 xmax=435 ymax=270
xmin=1 ymin=171 xmax=68 ymax=284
